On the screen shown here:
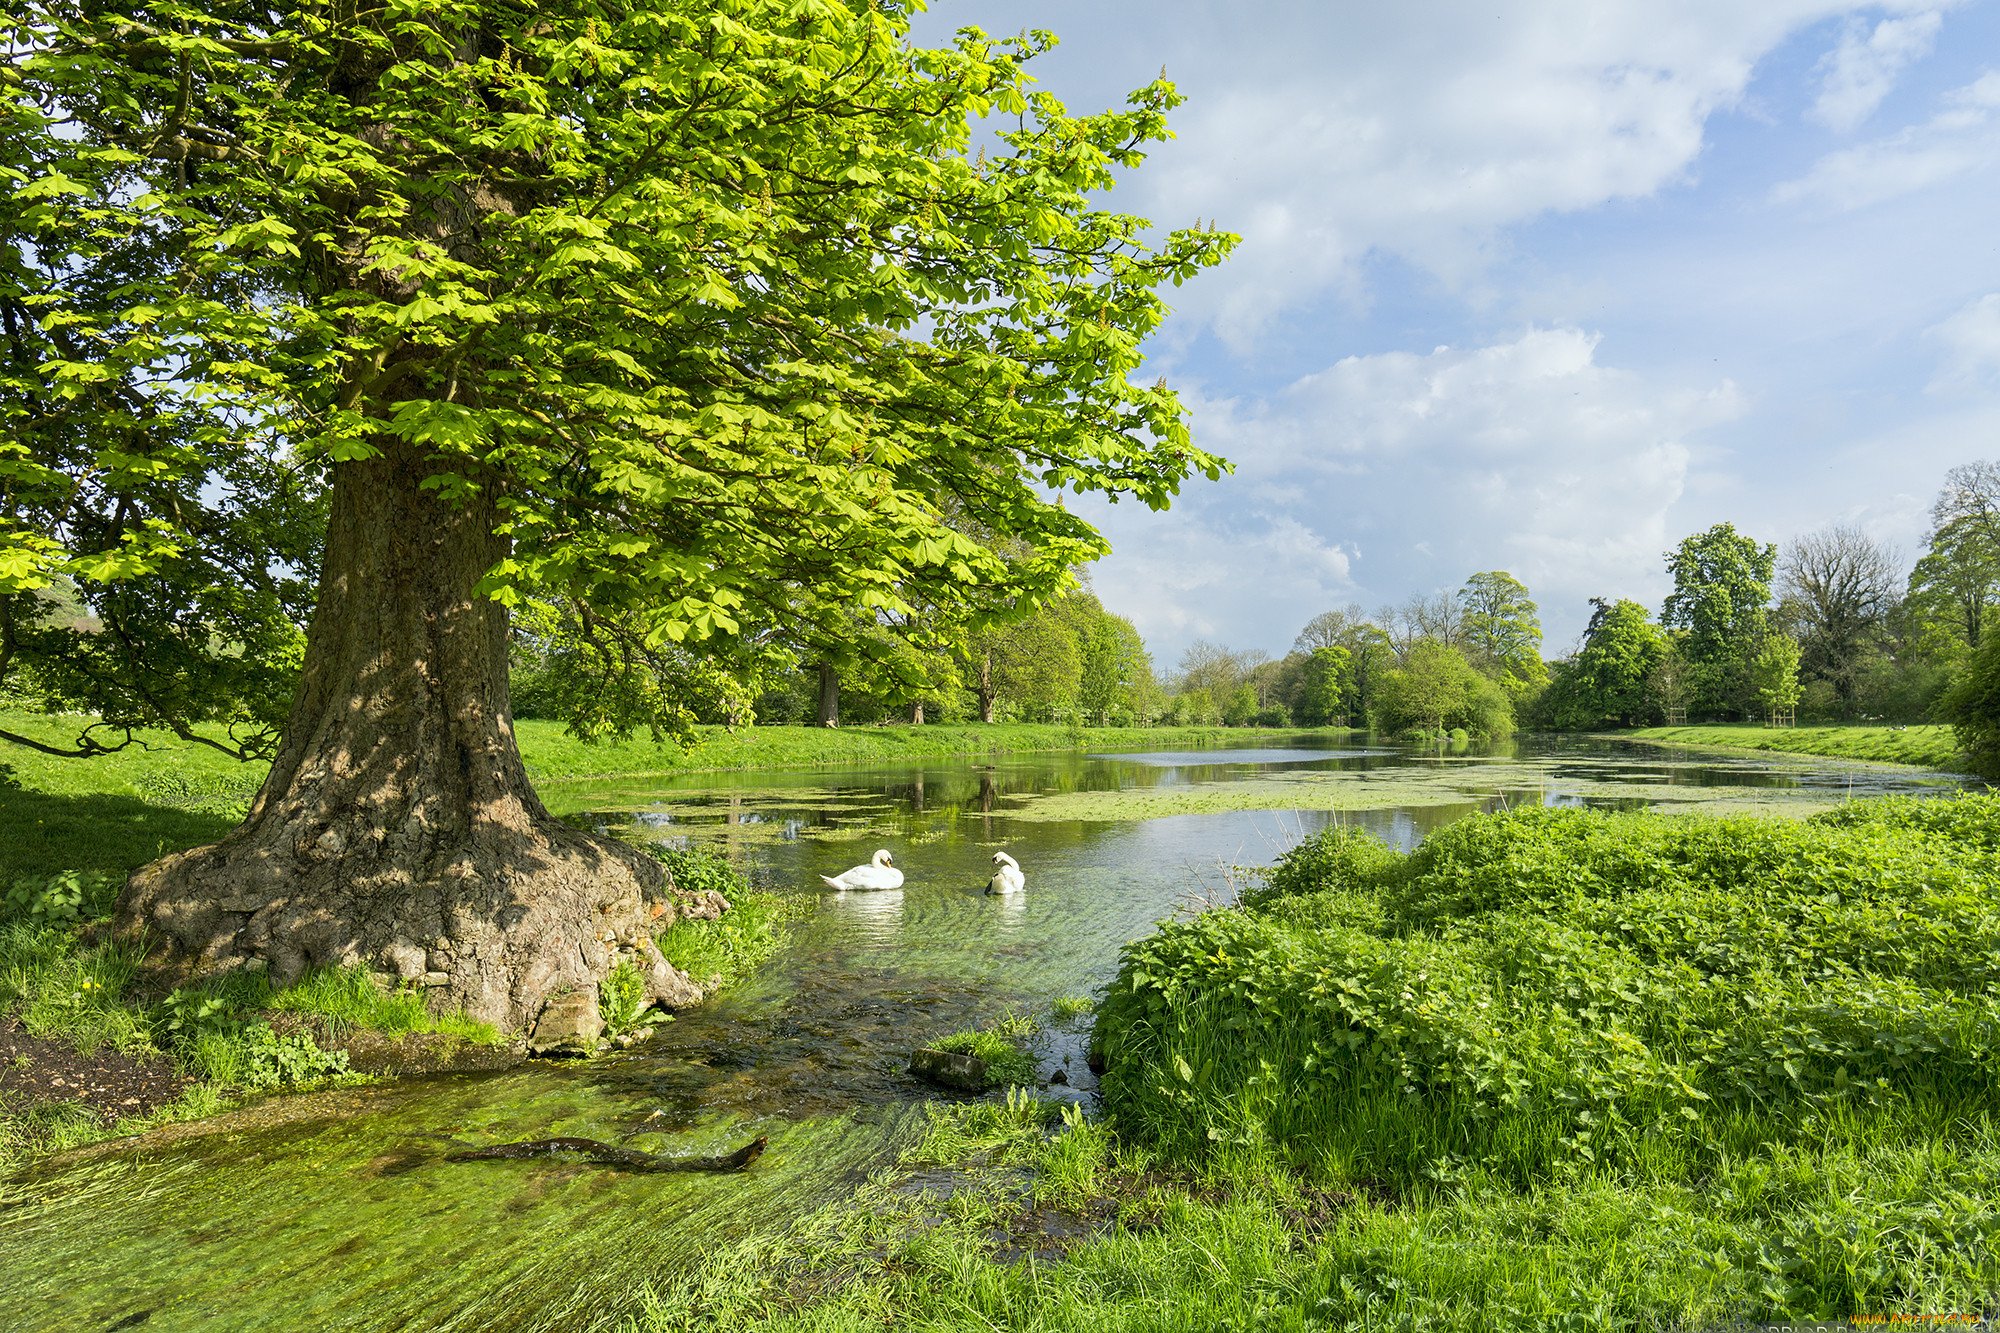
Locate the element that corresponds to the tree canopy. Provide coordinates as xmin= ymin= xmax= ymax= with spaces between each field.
xmin=4 ymin=0 xmax=1233 ymax=747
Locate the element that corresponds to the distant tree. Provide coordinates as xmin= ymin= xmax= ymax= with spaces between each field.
xmin=1458 ymin=570 xmax=1547 ymax=698
xmin=1293 ymin=606 xmax=1392 ymax=721
xmin=1296 ymin=646 xmax=1353 ymax=726
xmin=1222 ymin=681 xmax=1259 ymax=726
xmin=1906 ymin=518 xmax=2000 ymax=656
xmin=1293 ymin=605 xmax=1368 ymax=654
xmin=1540 ymin=598 xmax=1666 ymax=729
xmin=1371 ymin=641 xmax=1511 ymax=738
xmin=1750 ymin=634 xmax=1803 ymax=722
xmin=1940 ymin=621 xmax=2000 ymax=775
xmin=1662 ymin=523 xmax=1776 ymax=718
xmin=1778 ymin=525 xmax=1897 ymax=711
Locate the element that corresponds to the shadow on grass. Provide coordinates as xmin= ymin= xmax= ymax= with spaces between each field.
xmin=0 ymin=788 xmax=237 ymax=882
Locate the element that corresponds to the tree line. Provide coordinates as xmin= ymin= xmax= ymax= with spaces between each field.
xmin=848 ymin=460 xmax=2000 ymax=750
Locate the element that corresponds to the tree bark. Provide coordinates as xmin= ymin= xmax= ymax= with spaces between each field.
xmin=978 ymin=649 xmax=996 ymax=724
xmin=118 ymin=445 xmax=702 ymax=1036
xmin=816 ymin=663 xmax=839 ymax=727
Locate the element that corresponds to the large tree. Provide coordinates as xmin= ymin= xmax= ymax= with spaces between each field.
xmin=6 ymin=2 xmax=1230 ymax=1033
xmin=1457 ymin=570 xmax=1546 ymax=699
xmin=1662 ymin=522 xmax=1775 ymax=718
xmin=1540 ymin=597 xmax=1665 ymax=729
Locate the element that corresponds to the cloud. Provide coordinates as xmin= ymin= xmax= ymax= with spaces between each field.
xmin=1116 ymin=0 xmax=1944 ymax=346
xmin=1927 ymin=291 xmax=2000 ymax=385
xmin=1809 ymin=11 xmax=1944 ymax=132
xmin=1088 ymin=328 xmax=1743 ymax=658
xmin=1776 ymin=69 xmax=2000 ymax=209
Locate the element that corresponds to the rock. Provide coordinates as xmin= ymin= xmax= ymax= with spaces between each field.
xmin=528 ymin=986 xmax=602 ymax=1056
xmin=910 ymin=1047 xmax=989 ymax=1092
xmin=1048 ymin=1069 xmax=1069 ymax=1086
xmin=640 ymin=944 xmax=703 ymax=1009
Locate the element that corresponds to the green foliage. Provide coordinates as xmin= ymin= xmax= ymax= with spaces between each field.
xmin=1663 ymin=523 xmax=1778 ymax=718
xmin=1458 ymin=571 xmax=1547 ymax=698
xmin=233 ymin=1024 xmax=355 ymax=1093
xmin=8 ymin=0 xmax=1233 ymax=748
xmin=1537 ymin=597 xmax=1666 ymax=729
xmin=1295 ymin=645 xmax=1352 ymax=726
xmin=1941 ymin=625 xmax=2000 ymax=777
xmin=1 ymin=870 xmax=116 ymax=927
xmin=599 ymin=960 xmax=653 ymax=1042
xmin=929 ymin=1026 xmax=1039 ymax=1090
xmin=1371 ymin=641 xmax=1512 ymax=738
xmin=1751 ymin=633 xmax=1804 ymax=715
xmin=1098 ymin=797 xmax=2000 ymax=1188
xmin=653 ymin=890 xmax=793 ymax=994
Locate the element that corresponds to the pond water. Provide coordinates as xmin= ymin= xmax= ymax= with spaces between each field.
xmin=0 ymin=737 xmax=1964 ymax=1331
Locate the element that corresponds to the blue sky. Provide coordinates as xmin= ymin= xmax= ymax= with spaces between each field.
xmin=908 ymin=0 xmax=2000 ymax=668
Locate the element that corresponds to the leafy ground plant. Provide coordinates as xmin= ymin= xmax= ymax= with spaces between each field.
xmin=1089 ymin=794 xmax=2000 ymax=1324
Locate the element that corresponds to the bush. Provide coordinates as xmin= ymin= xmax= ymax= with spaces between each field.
xmin=1096 ymin=796 xmax=2000 ymax=1188
xmin=1 ymin=871 xmax=117 ymax=927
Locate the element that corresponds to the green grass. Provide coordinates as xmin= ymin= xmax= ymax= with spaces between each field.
xmin=1619 ymin=722 xmax=1963 ymax=770
xmin=517 ymin=718 xmax=1341 ymax=783
xmin=928 ymin=1017 xmax=1040 ymax=1089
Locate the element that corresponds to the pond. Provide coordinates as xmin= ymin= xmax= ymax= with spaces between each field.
xmin=0 ymin=737 xmax=1964 ymax=1331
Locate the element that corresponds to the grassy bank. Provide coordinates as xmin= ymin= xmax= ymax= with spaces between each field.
xmin=1617 ymin=722 xmax=1963 ymax=770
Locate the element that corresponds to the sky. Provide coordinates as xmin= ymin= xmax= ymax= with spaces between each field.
xmin=906 ymin=0 xmax=2000 ymax=666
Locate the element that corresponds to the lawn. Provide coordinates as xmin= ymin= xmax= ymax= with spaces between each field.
xmin=1617 ymin=722 xmax=1963 ymax=770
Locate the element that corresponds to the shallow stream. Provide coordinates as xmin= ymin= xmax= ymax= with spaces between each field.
xmin=0 ymin=737 xmax=1963 ymax=1331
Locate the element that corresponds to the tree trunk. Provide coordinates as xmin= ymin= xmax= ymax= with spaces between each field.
xmin=978 ymin=650 xmax=996 ymax=724
xmin=816 ymin=663 xmax=839 ymax=727
xmin=910 ymin=700 xmax=924 ymax=725
xmin=118 ymin=447 xmax=702 ymax=1037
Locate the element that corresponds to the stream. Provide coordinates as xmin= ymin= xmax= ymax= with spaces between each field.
xmin=0 ymin=737 xmax=1965 ymax=1331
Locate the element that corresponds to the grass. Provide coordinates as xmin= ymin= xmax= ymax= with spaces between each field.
xmin=927 ymin=1013 xmax=1040 ymax=1089
xmin=0 ymin=911 xmax=503 ymax=1167
xmin=1619 ymin=722 xmax=1964 ymax=770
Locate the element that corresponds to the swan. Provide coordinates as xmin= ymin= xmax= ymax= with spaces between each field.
xmin=985 ymin=851 xmax=1025 ymax=895
xmin=819 ymin=849 xmax=903 ymax=892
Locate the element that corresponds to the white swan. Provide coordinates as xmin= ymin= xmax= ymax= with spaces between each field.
xmin=985 ymin=851 xmax=1025 ymax=895
xmin=819 ymin=849 xmax=903 ymax=892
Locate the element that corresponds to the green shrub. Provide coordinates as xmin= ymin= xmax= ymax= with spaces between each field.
xmin=1097 ymin=796 xmax=2000 ymax=1190
xmin=653 ymin=845 xmax=743 ymax=900
xmin=1 ymin=871 xmax=117 ymax=927
xmin=599 ymin=958 xmax=652 ymax=1040
xmin=236 ymin=1023 xmax=355 ymax=1091
xmin=654 ymin=890 xmax=795 ymax=992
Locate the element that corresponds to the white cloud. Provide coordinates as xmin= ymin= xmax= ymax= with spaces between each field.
xmin=1118 ymin=0 xmax=1944 ymax=345
xmin=1810 ymin=11 xmax=1944 ymax=132
xmin=1776 ymin=69 xmax=2000 ymax=209
xmin=1087 ymin=328 xmax=1743 ymax=658
xmin=1927 ymin=291 xmax=2000 ymax=385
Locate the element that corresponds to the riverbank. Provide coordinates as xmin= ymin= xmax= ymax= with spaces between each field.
xmin=0 ymin=708 xmax=1343 ymax=881
xmin=1614 ymin=722 xmax=1963 ymax=770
